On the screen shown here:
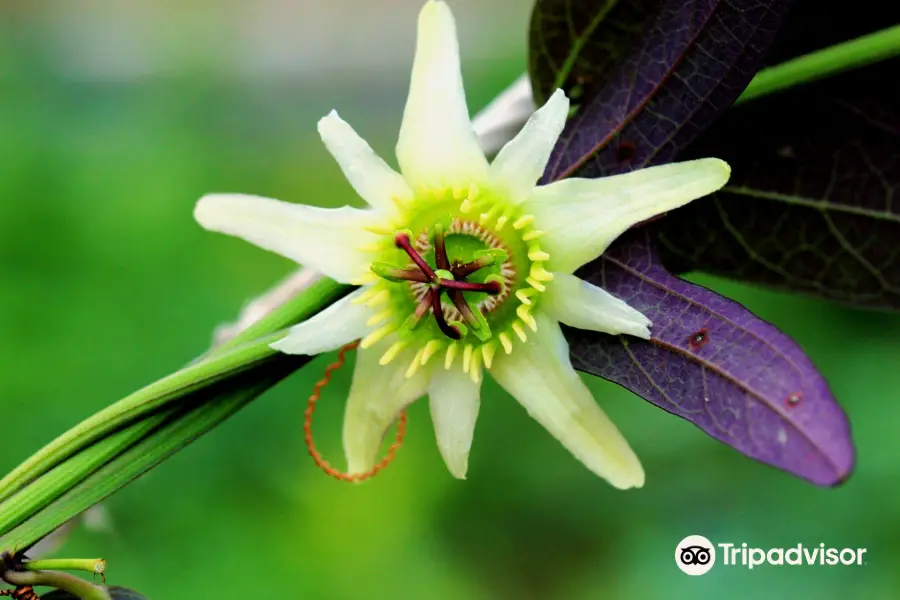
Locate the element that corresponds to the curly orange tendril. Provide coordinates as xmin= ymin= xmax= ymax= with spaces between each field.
xmin=304 ymin=340 xmax=407 ymax=481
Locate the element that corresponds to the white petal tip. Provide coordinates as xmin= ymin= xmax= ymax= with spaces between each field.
xmin=629 ymin=326 xmax=652 ymax=340
xmin=446 ymin=461 xmax=469 ymax=480
xmin=547 ymin=87 xmax=570 ymax=106
xmin=193 ymin=194 xmax=225 ymax=230
xmin=269 ymin=336 xmax=312 ymax=356
xmin=317 ymin=110 xmax=342 ymax=131
xmin=698 ymin=157 xmax=732 ymax=185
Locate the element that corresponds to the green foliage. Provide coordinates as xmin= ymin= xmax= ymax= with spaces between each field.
xmin=2 ymin=5 xmax=900 ymax=599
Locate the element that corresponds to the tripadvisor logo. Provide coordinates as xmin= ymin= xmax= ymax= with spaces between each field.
xmin=675 ymin=536 xmax=867 ymax=575
xmin=719 ymin=543 xmax=867 ymax=569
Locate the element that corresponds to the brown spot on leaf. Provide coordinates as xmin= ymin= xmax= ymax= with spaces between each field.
xmin=787 ymin=392 xmax=803 ymax=407
xmin=688 ymin=328 xmax=709 ymax=351
xmin=616 ymin=140 xmax=636 ymax=163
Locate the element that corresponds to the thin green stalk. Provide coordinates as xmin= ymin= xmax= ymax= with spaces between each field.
xmin=738 ymin=24 xmax=900 ymax=104
xmin=0 ymin=332 xmax=282 ymax=506
xmin=0 ymin=358 xmax=301 ymax=551
xmin=0 ymin=276 xmax=348 ymax=549
xmin=3 ymin=569 xmax=111 ymax=600
xmin=23 ymin=558 xmax=106 ymax=576
xmin=0 ymin=277 xmax=348 ymax=506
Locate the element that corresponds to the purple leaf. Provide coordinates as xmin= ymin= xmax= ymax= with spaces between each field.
xmin=537 ymin=0 xmax=793 ymax=182
xmin=658 ymin=59 xmax=900 ymax=310
xmin=567 ymin=229 xmax=854 ymax=486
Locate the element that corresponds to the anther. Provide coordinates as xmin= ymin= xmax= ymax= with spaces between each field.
xmin=371 ymin=262 xmax=432 ymax=283
xmin=447 ymin=289 xmax=491 ymax=340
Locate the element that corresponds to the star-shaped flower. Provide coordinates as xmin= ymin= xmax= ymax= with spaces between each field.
xmin=195 ymin=0 xmax=730 ymax=488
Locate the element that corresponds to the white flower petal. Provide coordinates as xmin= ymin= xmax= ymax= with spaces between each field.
xmin=271 ymin=288 xmax=373 ymax=356
xmin=490 ymin=313 xmax=644 ymax=489
xmin=318 ymin=110 xmax=413 ymax=213
xmin=428 ymin=368 xmax=482 ymax=479
xmin=395 ymin=0 xmax=488 ymax=188
xmin=195 ymin=193 xmax=378 ymax=284
xmin=524 ymin=158 xmax=731 ymax=273
xmin=343 ymin=341 xmax=430 ymax=475
xmin=544 ymin=272 xmax=651 ymax=339
xmin=489 ymin=88 xmax=569 ymax=204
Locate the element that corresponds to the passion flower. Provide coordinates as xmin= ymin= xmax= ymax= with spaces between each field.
xmin=194 ymin=0 xmax=730 ymax=488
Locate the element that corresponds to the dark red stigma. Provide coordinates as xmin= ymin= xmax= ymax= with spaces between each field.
xmin=390 ymin=230 xmax=501 ymax=340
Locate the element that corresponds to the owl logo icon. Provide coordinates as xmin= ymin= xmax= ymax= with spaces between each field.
xmin=675 ymin=535 xmax=716 ymax=575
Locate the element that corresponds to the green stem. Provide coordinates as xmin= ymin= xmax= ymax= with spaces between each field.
xmin=0 ymin=332 xmax=283 ymax=507
xmin=738 ymin=24 xmax=900 ymax=104
xmin=0 ymin=276 xmax=349 ymax=548
xmin=3 ymin=569 xmax=111 ymax=600
xmin=23 ymin=558 xmax=106 ymax=576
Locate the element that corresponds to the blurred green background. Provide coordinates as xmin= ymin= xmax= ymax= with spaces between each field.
xmin=2 ymin=1 xmax=899 ymax=598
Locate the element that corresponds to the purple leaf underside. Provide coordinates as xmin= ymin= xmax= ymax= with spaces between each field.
xmin=568 ymin=230 xmax=854 ymax=486
xmin=659 ymin=60 xmax=900 ymax=310
xmin=541 ymin=0 xmax=794 ymax=182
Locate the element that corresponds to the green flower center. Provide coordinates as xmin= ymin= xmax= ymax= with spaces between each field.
xmin=354 ymin=183 xmax=552 ymax=382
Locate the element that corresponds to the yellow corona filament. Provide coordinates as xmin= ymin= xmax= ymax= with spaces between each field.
xmin=528 ymin=250 xmax=551 ymax=261
xmin=357 ymin=241 xmax=385 ymax=254
xmin=444 ymin=342 xmax=459 ymax=369
xmin=495 ymin=215 xmax=508 ymax=230
xmin=360 ymin=323 xmax=394 ymax=349
xmin=363 ymin=219 xmax=399 ymax=235
xmin=530 ymin=264 xmax=554 ymax=281
xmin=353 ymin=286 xmax=381 ymax=304
xmin=462 ymin=344 xmax=474 ymax=374
xmin=365 ymin=288 xmax=391 ymax=307
xmin=526 ymin=277 xmax=547 ymax=292
xmin=405 ymin=347 xmax=426 ymax=379
xmin=379 ymin=339 xmax=408 ymax=365
xmin=351 ymin=272 xmax=379 ymax=286
xmin=392 ymin=194 xmax=414 ymax=210
xmin=516 ymin=288 xmax=536 ymax=305
xmin=517 ymin=305 xmax=538 ymax=332
xmin=481 ymin=343 xmax=496 ymax=369
xmin=512 ymin=322 xmax=528 ymax=342
xmin=468 ymin=182 xmax=480 ymax=202
xmin=432 ymin=188 xmax=447 ymax=201
xmin=460 ymin=198 xmax=473 ymax=213
xmin=512 ymin=214 xmax=535 ymax=230
xmin=522 ymin=229 xmax=545 ymax=241
xmin=469 ymin=351 xmax=483 ymax=383
xmin=365 ymin=309 xmax=393 ymax=327
xmin=421 ymin=339 xmax=443 ymax=365
xmin=453 ymin=186 xmax=468 ymax=199
xmin=498 ymin=332 xmax=514 ymax=355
